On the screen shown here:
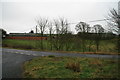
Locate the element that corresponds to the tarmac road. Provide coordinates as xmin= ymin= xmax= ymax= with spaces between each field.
xmin=2 ymin=51 xmax=36 ymax=78
xmin=2 ymin=48 xmax=120 ymax=78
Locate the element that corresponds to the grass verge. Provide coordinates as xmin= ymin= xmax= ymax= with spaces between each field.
xmin=2 ymin=39 xmax=119 ymax=55
xmin=23 ymin=56 xmax=119 ymax=78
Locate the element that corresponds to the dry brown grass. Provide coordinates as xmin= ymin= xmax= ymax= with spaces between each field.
xmin=65 ymin=61 xmax=80 ymax=72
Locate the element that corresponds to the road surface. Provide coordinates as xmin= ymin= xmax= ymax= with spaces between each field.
xmin=2 ymin=48 xmax=120 ymax=78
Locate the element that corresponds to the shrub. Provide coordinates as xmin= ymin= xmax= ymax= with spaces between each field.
xmin=65 ymin=61 xmax=80 ymax=72
xmin=48 ymin=55 xmax=55 ymax=58
xmin=2 ymin=44 xmax=8 ymax=47
xmin=23 ymin=45 xmax=33 ymax=49
xmin=24 ymin=71 xmax=33 ymax=77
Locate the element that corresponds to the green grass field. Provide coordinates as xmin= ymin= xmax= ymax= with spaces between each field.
xmin=2 ymin=39 xmax=48 ymax=49
xmin=23 ymin=56 xmax=119 ymax=78
xmin=2 ymin=39 xmax=118 ymax=54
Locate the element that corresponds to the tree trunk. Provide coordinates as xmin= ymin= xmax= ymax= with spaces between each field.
xmin=82 ymin=39 xmax=85 ymax=53
xmin=96 ymin=40 xmax=99 ymax=52
xmin=118 ymin=34 xmax=120 ymax=53
xmin=41 ymin=33 xmax=43 ymax=50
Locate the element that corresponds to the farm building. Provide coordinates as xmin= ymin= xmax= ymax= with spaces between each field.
xmin=6 ymin=33 xmax=48 ymax=40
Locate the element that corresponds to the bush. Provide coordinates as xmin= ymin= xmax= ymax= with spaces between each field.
xmin=48 ymin=55 xmax=55 ymax=58
xmin=65 ymin=61 xmax=80 ymax=72
xmin=24 ymin=71 xmax=33 ymax=77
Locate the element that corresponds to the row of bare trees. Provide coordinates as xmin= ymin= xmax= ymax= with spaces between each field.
xmin=75 ymin=22 xmax=106 ymax=52
xmin=35 ymin=17 xmax=110 ymax=52
xmin=35 ymin=8 xmax=119 ymax=53
xmin=36 ymin=17 xmax=72 ymax=51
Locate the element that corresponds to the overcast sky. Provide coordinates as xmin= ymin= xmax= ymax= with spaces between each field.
xmin=0 ymin=0 xmax=119 ymax=34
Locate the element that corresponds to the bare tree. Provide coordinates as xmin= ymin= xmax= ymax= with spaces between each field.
xmin=93 ymin=24 xmax=104 ymax=52
xmin=107 ymin=8 xmax=120 ymax=53
xmin=53 ymin=17 xmax=70 ymax=51
xmin=47 ymin=21 xmax=54 ymax=50
xmin=36 ymin=17 xmax=48 ymax=50
xmin=59 ymin=18 xmax=72 ymax=51
xmin=75 ymin=22 xmax=90 ymax=33
xmin=75 ymin=22 xmax=90 ymax=52
xmin=59 ymin=17 xmax=69 ymax=34
xmin=53 ymin=19 xmax=61 ymax=50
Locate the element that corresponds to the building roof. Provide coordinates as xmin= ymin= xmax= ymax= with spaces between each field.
xmin=8 ymin=33 xmax=47 ymax=37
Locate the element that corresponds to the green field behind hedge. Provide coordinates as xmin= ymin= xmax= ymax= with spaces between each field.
xmin=2 ymin=39 xmax=118 ymax=54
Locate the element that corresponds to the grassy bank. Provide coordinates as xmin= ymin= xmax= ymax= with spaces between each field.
xmin=2 ymin=39 xmax=118 ymax=54
xmin=23 ymin=56 xmax=119 ymax=78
